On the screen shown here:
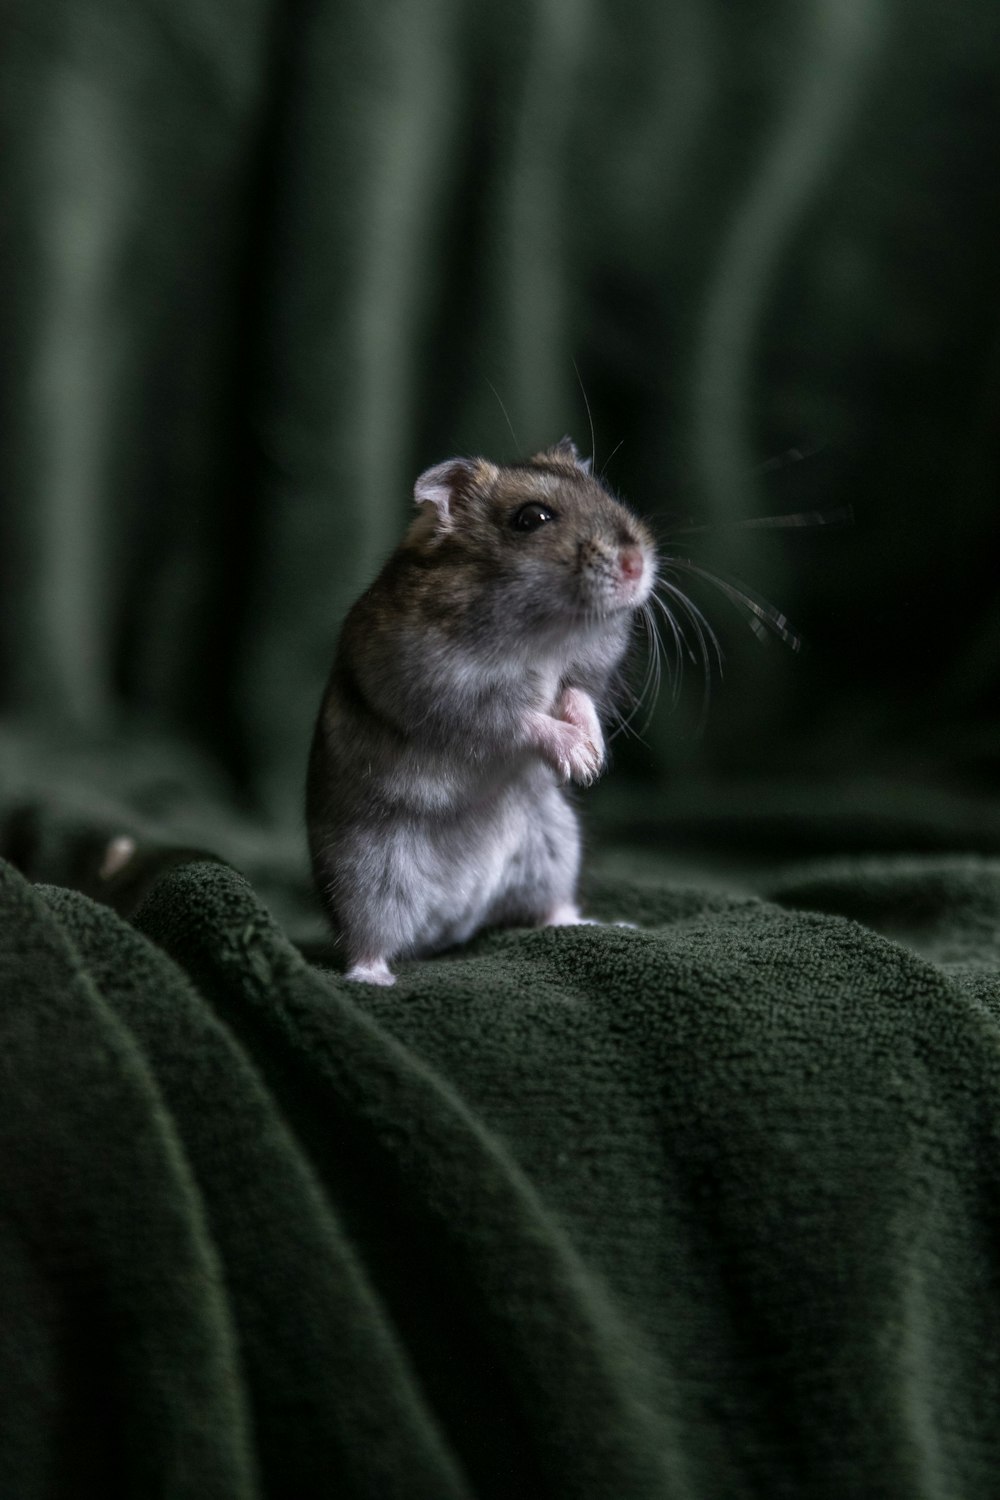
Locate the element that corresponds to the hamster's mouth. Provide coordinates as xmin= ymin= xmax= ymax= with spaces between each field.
xmin=574 ymin=549 xmax=656 ymax=617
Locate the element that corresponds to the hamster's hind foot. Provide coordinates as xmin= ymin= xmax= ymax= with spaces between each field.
xmin=345 ymin=957 xmax=396 ymax=986
xmin=544 ymin=906 xmax=638 ymax=930
xmin=544 ymin=903 xmax=599 ymax=927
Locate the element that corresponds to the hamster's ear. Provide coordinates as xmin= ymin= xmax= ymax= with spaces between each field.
xmin=409 ymin=457 xmax=499 ymax=543
xmin=533 ymin=436 xmax=593 ymax=475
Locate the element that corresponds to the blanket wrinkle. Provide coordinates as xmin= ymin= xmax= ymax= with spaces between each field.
xmin=41 ymin=880 xmax=471 ymax=1500
xmin=133 ymin=861 xmax=684 ymax=1500
xmin=0 ymin=861 xmax=255 ymax=1500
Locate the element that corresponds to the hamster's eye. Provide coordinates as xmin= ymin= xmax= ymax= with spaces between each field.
xmin=510 ymin=502 xmax=557 ymax=533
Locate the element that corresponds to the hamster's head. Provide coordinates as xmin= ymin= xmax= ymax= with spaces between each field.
xmin=405 ymin=438 xmax=656 ymax=637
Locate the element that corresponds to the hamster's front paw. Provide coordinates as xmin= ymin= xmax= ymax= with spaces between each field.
xmin=526 ymin=694 xmax=606 ymax=786
xmin=554 ymin=686 xmax=605 ymax=785
xmin=559 ymin=722 xmax=604 ymax=785
xmin=537 ymin=717 xmax=603 ymax=785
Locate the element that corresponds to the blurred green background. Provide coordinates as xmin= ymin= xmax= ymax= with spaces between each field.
xmin=2 ymin=0 xmax=999 ymax=917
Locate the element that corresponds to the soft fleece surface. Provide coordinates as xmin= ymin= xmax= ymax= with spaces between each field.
xmin=4 ymin=0 xmax=1000 ymax=1493
xmin=4 ymin=838 xmax=1000 ymax=1498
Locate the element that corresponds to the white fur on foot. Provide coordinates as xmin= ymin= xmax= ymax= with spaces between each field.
xmin=545 ymin=903 xmax=599 ymax=927
xmin=346 ymin=958 xmax=396 ymax=986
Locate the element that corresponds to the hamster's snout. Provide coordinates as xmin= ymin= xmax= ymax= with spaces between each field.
xmin=617 ymin=544 xmax=653 ymax=607
xmin=572 ymin=521 xmax=655 ymax=618
xmin=619 ymin=547 xmax=645 ymax=582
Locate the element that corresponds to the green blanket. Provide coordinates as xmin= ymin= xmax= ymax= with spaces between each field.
xmin=4 ymin=842 xmax=1000 ymax=1497
xmin=3 ymin=0 xmax=1000 ymax=1492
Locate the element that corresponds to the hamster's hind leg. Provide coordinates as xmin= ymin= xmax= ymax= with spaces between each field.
xmin=486 ymin=785 xmax=583 ymax=931
xmin=314 ymin=827 xmax=434 ymax=986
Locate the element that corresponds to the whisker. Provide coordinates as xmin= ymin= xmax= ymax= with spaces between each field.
xmin=665 ymin=557 xmax=804 ymax=651
xmin=609 ymin=604 xmax=658 ymax=743
xmin=645 ymin=603 xmax=667 ymax=733
xmin=599 ymin=439 xmax=624 ymax=480
xmin=644 ymin=597 xmax=670 ymax=695
xmin=665 ymin=437 xmax=834 ymax=505
xmin=654 ymin=579 xmax=726 ymax=734
xmin=484 ymin=377 xmax=520 ymax=453
xmin=609 ymin=638 xmax=647 ymax=743
xmin=650 ymin=591 xmax=689 ymax=705
xmin=623 ymin=470 xmax=831 ymax=727
xmin=663 ymin=560 xmax=770 ymax=645
xmin=754 ymin=442 xmax=827 ymax=476
xmin=633 ymin=609 xmax=656 ymax=712
xmin=666 ymin=503 xmax=853 ymax=538
xmin=572 ymin=358 xmax=597 ymax=471
xmin=637 ymin=602 xmax=665 ymax=734
xmin=654 ymin=581 xmax=724 ymax=680
xmin=653 ymin=587 xmax=709 ymax=727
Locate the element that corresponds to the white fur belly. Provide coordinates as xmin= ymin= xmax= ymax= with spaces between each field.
xmin=407 ymin=796 xmax=532 ymax=954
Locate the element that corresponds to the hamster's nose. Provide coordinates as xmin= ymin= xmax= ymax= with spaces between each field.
xmin=619 ymin=547 xmax=645 ymax=582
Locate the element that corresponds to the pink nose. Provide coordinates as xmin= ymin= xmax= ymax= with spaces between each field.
xmin=619 ymin=548 xmax=644 ymax=582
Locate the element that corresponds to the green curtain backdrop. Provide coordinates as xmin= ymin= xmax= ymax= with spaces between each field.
xmin=3 ymin=0 xmax=998 ymax=852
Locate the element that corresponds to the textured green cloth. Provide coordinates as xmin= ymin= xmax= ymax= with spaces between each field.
xmin=4 ymin=849 xmax=1000 ymax=1497
xmin=3 ymin=0 xmax=1000 ymax=1493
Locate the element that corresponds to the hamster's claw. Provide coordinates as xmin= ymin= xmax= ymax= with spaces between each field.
xmin=528 ymin=709 xmax=605 ymax=786
xmin=553 ymin=686 xmax=605 ymax=785
xmin=563 ymin=731 xmax=604 ymax=786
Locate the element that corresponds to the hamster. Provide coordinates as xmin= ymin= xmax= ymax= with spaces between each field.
xmin=306 ymin=437 xmax=656 ymax=985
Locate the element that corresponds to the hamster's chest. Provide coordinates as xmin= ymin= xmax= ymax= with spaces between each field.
xmin=374 ymin=657 xmax=563 ymax=810
xmin=378 ymin=725 xmax=549 ymax=815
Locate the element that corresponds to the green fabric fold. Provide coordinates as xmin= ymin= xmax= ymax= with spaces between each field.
xmin=4 ymin=849 xmax=1000 ymax=1496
